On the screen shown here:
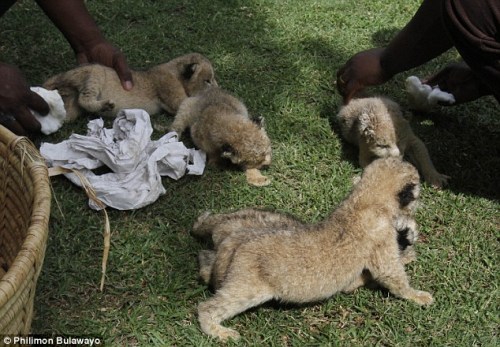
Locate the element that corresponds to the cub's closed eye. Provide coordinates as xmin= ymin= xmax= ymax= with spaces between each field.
xmin=377 ymin=144 xmax=390 ymax=148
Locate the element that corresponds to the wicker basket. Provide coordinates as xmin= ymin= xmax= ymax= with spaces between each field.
xmin=0 ymin=125 xmax=51 ymax=336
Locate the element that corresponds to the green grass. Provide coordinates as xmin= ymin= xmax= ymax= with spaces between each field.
xmin=2 ymin=0 xmax=499 ymax=345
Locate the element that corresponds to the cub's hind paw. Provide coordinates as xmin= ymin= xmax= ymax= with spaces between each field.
xmin=101 ymin=100 xmax=115 ymax=112
xmin=216 ymin=327 xmax=241 ymax=342
xmin=168 ymin=126 xmax=184 ymax=139
xmin=198 ymin=250 xmax=216 ymax=284
xmin=199 ymin=310 xmax=241 ymax=341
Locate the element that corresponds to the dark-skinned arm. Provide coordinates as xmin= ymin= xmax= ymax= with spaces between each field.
xmin=337 ymin=0 xmax=453 ymax=104
xmin=35 ymin=0 xmax=133 ymax=90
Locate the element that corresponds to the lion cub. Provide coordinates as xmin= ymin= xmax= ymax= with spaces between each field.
xmin=336 ymin=96 xmax=450 ymax=188
xmin=43 ymin=53 xmax=217 ymax=121
xmin=170 ymin=87 xmax=272 ymax=186
xmin=193 ymin=157 xmax=433 ymax=341
xmin=194 ymin=208 xmax=419 ymax=293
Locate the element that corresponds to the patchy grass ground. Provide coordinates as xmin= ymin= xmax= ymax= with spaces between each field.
xmin=1 ymin=0 xmax=498 ymax=345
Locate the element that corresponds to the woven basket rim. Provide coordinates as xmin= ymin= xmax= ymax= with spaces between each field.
xmin=0 ymin=125 xmax=51 ymax=308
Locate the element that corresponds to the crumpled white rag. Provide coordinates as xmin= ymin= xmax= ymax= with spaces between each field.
xmin=405 ymin=76 xmax=456 ymax=111
xmin=30 ymin=87 xmax=67 ymax=135
xmin=40 ymin=109 xmax=206 ymax=210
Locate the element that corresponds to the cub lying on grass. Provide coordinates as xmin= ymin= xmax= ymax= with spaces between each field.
xmin=43 ymin=53 xmax=217 ymax=121
xmin=170 ymin=86 xmax=272 ymax=187
xmin=192 ymin=157 xmax=433 ymax=341
xmin=194 ymin=208 xmax=419 ymax=294
xmin=336 ymin=96 xmax=450 ymax=188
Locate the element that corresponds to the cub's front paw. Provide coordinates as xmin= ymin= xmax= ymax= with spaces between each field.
xmin=246 ymin=168 xmax=271 ymax=187
xmin=409 ymin=289 xmax=434 ymax=306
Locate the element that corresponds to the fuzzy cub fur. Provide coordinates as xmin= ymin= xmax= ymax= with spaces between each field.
xmin=336 ymin=96 xmax=450 ymax=188
xmin=192 ymin=157 xmax=432 ymax=341
xmin=170 ymin=86 xmax=272 ymax=186
xmin=194 ymin=208 xmax=419 ymax=293
xmin=43 ymin=53 xmax=217 ymax=121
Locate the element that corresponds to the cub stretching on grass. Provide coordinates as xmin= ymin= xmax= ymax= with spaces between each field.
xmin=43 ymin=53 xmax=217 ymax=121
xmin=192 ymin=157 xmax=433 ymax=341
xmin=336 ymin=96 xmax=450 ymax=188
xmin=194 ymin=207 xmax=419 ymax=293
xmin=170 ymin=86 xmax=272 ymax=187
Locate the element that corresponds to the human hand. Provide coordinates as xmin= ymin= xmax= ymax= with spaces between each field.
xmin=0 ymin=63 xmax=49 ymax=135
xmin=35 ymin=0 xmax=134 ymax=91
xmin=336 ymin=47 xmax=392 ymax=104
xmin=76 ymin=39 xmax=133 ymax=91
xmin=423 ymin=61 xmax=491 ymax=105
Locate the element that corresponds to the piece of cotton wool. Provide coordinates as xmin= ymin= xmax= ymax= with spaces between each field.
xmin=405 ymin=76 xmax=455 ymax=111
xmin=30 ymin=86 xmax=67 ymax=135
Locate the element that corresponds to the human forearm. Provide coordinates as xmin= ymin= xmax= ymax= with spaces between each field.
xmin=36 ymin=0 xmax=133 ymax=89
xmin=380 ymin=0 xmax=453 ymax=77
xmin=35 ymin=0 xmax=105 ymax=55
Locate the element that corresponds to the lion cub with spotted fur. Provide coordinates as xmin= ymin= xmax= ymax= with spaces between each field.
xmin=192 ymin=157 xmax=433 ymax=341
xmin=43 ymin=53 xmax=217 ymax=121
xmin=336 ymin=96 xmax=450 ymax=188
xmin=170 ymin=86 xmax=272 ymax=186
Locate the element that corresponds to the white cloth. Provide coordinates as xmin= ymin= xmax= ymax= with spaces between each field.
xmin=405 ymin=76 xmax=455 ymax=111
xmin=30 ymin=87 xmax=67 ymax=135
xmin=40 ymin=109 xmax=206 ymax=210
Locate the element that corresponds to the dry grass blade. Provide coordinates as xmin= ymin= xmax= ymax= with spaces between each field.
xmin=48 ymin=166 xmax=111 ymax=291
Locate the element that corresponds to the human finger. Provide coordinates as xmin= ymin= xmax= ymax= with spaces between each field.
xmin=336 ymin=66 xmax=348 ymax=97
xmin=342 ymin=79 xmax=362 ymax=104
xmin=113 ymin=52 xmax=133 ymax=91
xmin=422 ymin=62 xmax=468 ymax=87
xmin=337 ymin=67 xmax=362 ymax=104
xmin=0 ymin=113 xmax=26 ymax=135
xmin=26 ymin=90 xmax=50 ymax=116
xmin=13 ymin=106 xmax=42 ymax=133
xmin=76 ymin=52 xmax=89 ymax=65
xmin=422 ymin=68 xmax=450 ymax=87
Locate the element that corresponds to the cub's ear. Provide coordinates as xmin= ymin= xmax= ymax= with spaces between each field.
xmin=397 ymin=183 xmax=417 ymax=208
xmin=182 ymin=63 xmax=199 ymax=80
xmin=251 ymin=115 xmax=265 ymax=128
xmin=221 ymin=143 xmax=235 ymax=159
xmin=396 ymin=227 xmax=412 ymax=251
xmin=359 ymin=112 xmax=375 ymax=139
